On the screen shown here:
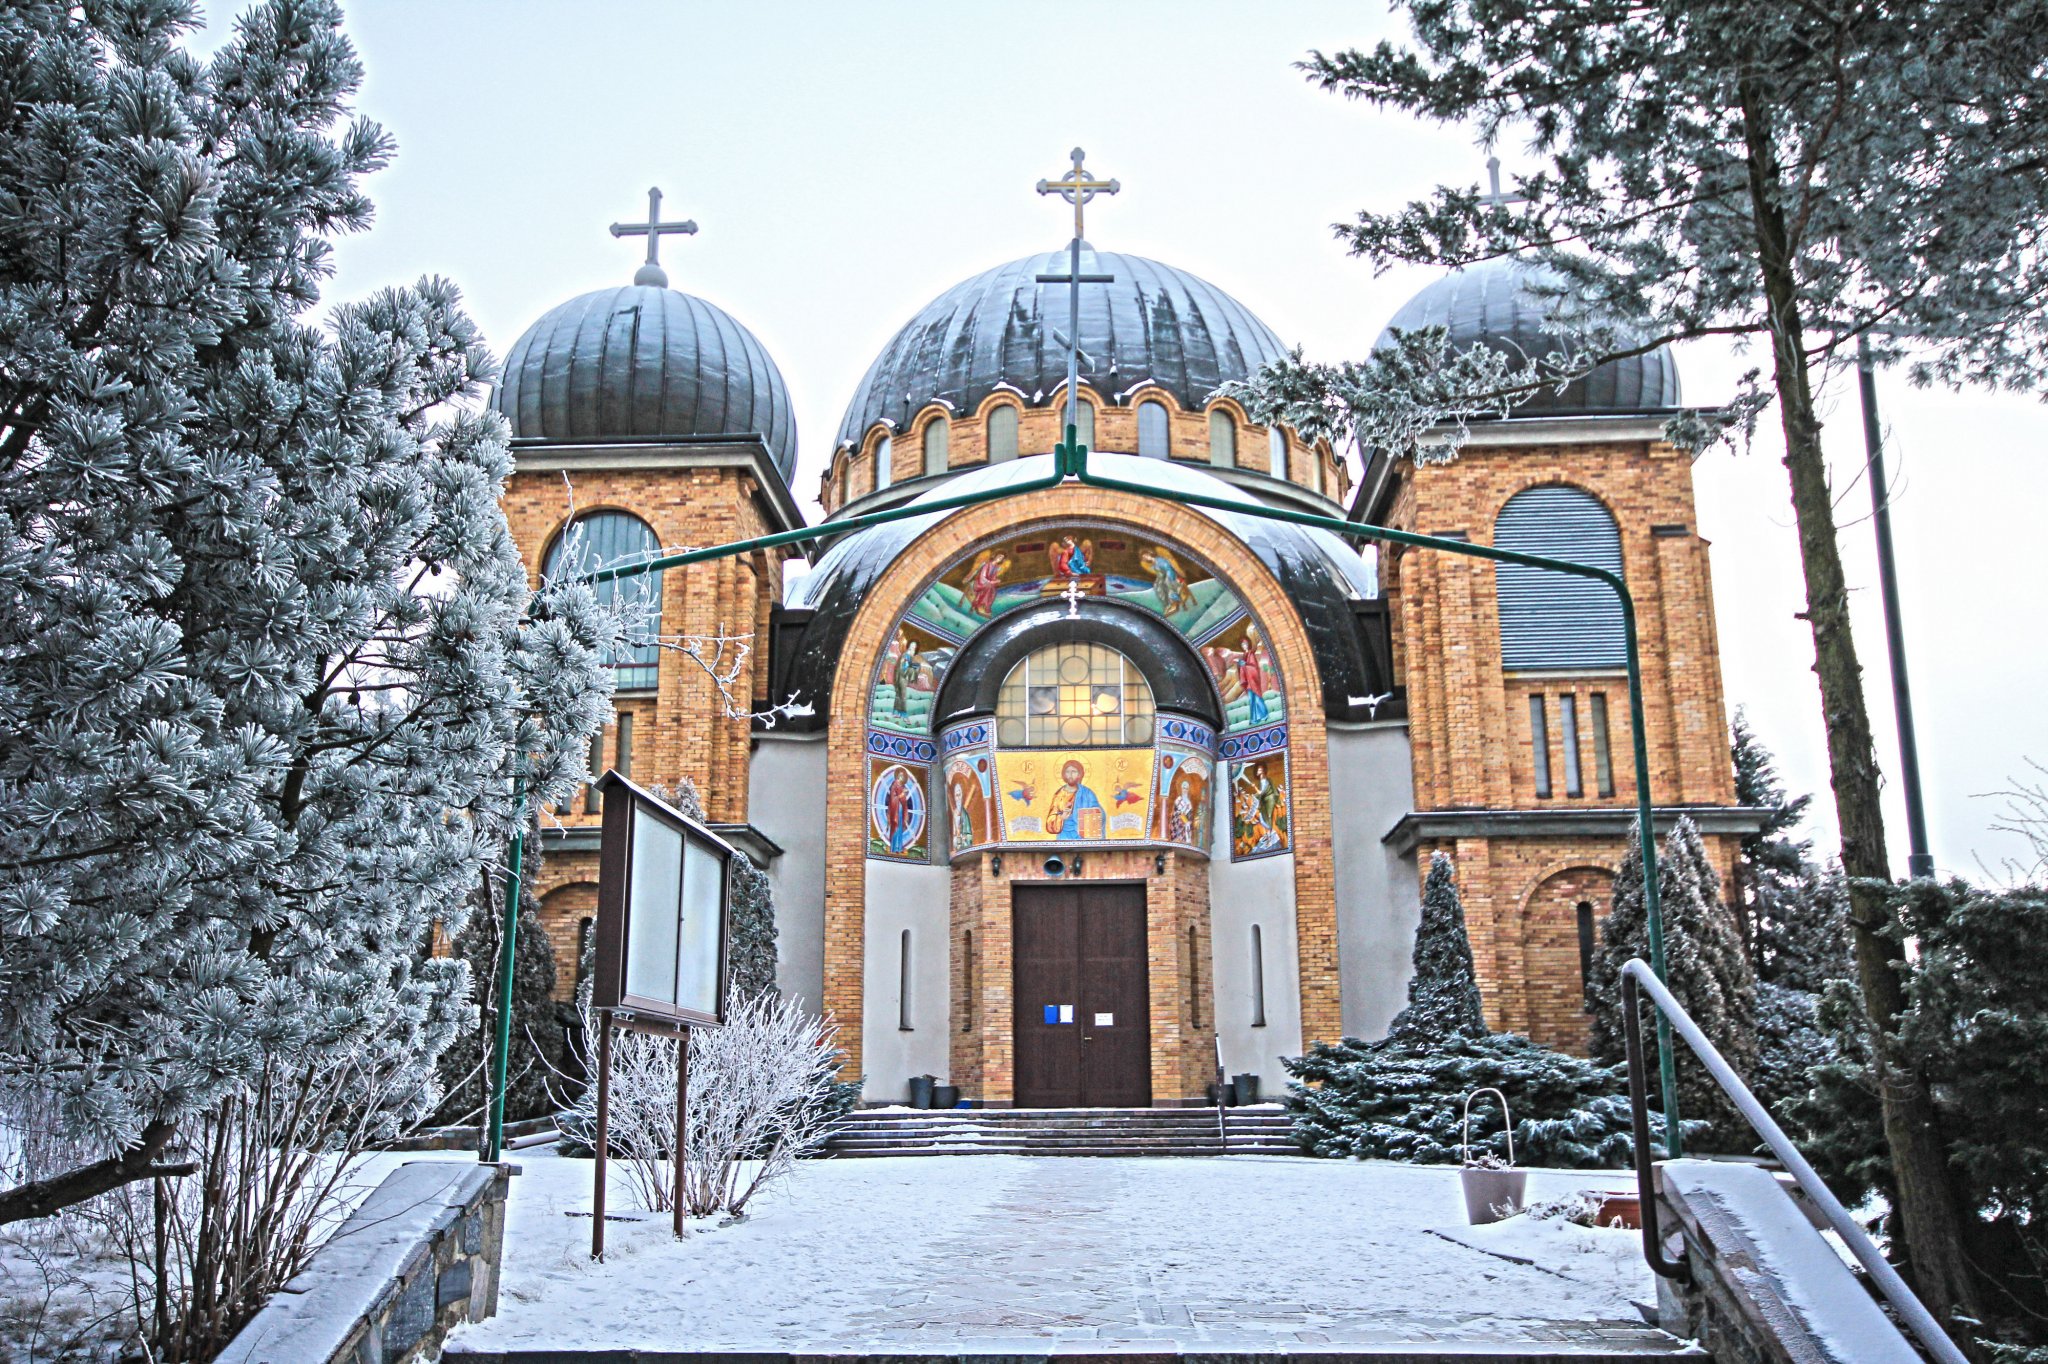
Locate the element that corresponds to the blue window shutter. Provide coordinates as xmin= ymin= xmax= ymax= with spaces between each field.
xmin=1492 ymin=486 xmax=1625 ymax=670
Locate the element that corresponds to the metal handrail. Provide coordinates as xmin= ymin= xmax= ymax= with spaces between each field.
xmin=1619 ymin=958 xmax=1969 ymax=1364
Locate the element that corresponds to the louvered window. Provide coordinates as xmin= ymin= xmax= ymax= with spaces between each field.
xmin=543 ymin=510 xmax=662 ymax=691
xmin=1493 ymin=486 xmax=1625 ymax=670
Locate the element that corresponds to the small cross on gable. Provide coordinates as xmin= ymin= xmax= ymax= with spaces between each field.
xmin=1061 ymin=578 xmax=1087 ymax=619
xmin=610 ymin=186 xmax=699 ymax=288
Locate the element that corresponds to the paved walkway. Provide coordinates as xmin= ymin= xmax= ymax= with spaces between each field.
xmin=451 ymin=1152 xmax=1688 ymax=1358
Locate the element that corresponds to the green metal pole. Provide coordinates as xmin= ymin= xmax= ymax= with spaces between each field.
xmin=538 ymin=441 xmax=1685 ymax=1154
xmin=485 ymin=777 xmax=526 ymax=1163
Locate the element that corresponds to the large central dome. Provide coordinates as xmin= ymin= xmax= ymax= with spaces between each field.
xmin=836 ymin=245 xmax=1289 ymax=450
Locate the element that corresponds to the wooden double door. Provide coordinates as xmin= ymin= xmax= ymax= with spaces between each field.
xmin=1012 ymin=883 xmax=1151 ymax=1108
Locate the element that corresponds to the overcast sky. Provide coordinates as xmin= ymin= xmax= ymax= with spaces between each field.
xmin=196 ymin=1 xmax=2048 ymax=879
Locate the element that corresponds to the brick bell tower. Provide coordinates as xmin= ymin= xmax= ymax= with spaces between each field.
xmin=491 ymin=189 xmax=807 ymax=997
xmin=1356 ymin=255 xmax=1761 ymax=1053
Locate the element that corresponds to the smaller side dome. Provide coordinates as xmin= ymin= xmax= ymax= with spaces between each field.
xmin=1375 ymin=256 xmax=1680 ymax=415
xmin=492 ymin=285 xmax=798 ymax=481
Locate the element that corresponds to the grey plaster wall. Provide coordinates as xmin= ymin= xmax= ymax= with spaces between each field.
xmin=861 ymin=858 xmax=955 ymax=1103
xmin=748 ymin=733 xmax=826 ymax=1012
xmin=1207 ymin=785 xmax=1302 ymax=1097
xmin=1328 ymin=720 xmax=1422 ymax=1040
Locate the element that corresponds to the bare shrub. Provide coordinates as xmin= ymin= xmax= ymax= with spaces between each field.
xmin=557 ymin=989 xmax=843 ymax=1221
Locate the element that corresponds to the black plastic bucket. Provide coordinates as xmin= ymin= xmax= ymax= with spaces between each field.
xmin=1231 ymin=1072 xmax=1261 ymax=1106
xmin=933 ymin=1084 xmax=961 ymax=1108
xmin=908 ymin=1075 xmax=935 ymax=1109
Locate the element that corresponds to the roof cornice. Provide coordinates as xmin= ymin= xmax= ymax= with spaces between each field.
xmin=509 ymin=437 xmax=809 ymax=542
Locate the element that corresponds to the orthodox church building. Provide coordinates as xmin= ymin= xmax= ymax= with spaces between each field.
xmin=496 ymin=173 xmax=1758 ymax=1107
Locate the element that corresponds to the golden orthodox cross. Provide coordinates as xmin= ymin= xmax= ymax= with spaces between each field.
xmin=610 ymin=186 xmax=698 ymax=288
xmin=1036 ymin=146 xmax=1121 ymax=243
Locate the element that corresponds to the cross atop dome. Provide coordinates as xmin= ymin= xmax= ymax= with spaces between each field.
xmin=610 ymin=186 xmax=698 ymax=288
xmin=1037 ymin=147 xmax=1120 ymax=244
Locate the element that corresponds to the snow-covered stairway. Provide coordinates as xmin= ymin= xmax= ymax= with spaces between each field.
xmin=820 ymin=1103 xmax=1301 ymax=1157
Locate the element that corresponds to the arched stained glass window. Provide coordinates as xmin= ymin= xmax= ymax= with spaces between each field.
xmin=1493 ymin=485 xmax=1626 ymax=669
xmin=1137 ymin=400 xmax=1170 ymax=458
xmin=1267 ymin=426 xmax=1287 ymax=477
xmin=1208 ymin=410 xmax=1236 ymax=468
xmin=876 ymin=435 xmax=894 ymax=487
xmin=988 ymin=404 xmax=1019 ymax=462
xmin=995 ymin=642 xmax=1155 ymax=748
xmin=923 ymin=417 xmax=949 ymax=476
xmin=543 ymin=510 xmax=662 ymax=691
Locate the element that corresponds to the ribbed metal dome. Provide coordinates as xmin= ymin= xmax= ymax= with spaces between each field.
xmin=1375 ymin=256 xmax=1681 ymax=415
xmin=492 ymin=285 xmax=798 ymax=481
xmin=836 ymin=245 xmax=1289 ymax=450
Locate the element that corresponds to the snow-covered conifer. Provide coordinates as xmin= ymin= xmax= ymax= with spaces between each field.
xmin=1587 ymin=817 xmax=1758 ymax=1147
xmin=1389 ymin=853 xmax=1487 ymax=1041
xmin=0 ymin=0 xmax=612 ymax=1238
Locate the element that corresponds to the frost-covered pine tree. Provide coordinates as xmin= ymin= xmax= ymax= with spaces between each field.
xmin=0 ymin=0 xmax=614 ymax=1240
xmin=1389 ymin=852 xmax=1487 ymax=1040
xmin=1587 ymin=817 xmax=1758 ymax=1146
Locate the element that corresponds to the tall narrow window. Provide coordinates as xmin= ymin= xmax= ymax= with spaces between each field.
xmin=1208 ymin=410 xmax=1237 ymax=467
xmin=1267 ymin=426 xmax=1287 ymax=476
xmin=1576 ymin=901 xmax=1597 ymax=992
xmin=1073 ymin=398 xmax=1096 ymax=452
xmin=1559 ymin=694 xmax=1583 ymax=797
xmin=1188 ymin=924 xmax=1203 ymax=1028
xmin=961 ymin=930 xmax=974 ymax=1031
xmin=876 ymin=435 xmax=894 ymax=487
xmin=923 ymin=417 xmax=949 ymax=476
xmin=1137 ymin=399 xmax=1169 ymax=458
xmin=1590 ymin=692 xmax=1616 ymax=797
xmin=1530 ymin=695 xmax=1553 ymax=798
xmin=836 ymin=459 xmax=849 ymax=506
xmin=898 ymin=929 xmax=913 ymax=1031
xmin=543 ymin=510 xmax=662 ymax=691
xmin=577 ymin=917 xmax=595 ymax=988
xmin=988 ymin=404 xmax=1019 ymax=462
xmin=1250 ymin=925 xmax=1268 ymax=1027
xmin=583 ymin=732 xmax=603 ymax=814
xmin=614 ymin=710 xmax=634 ymax=783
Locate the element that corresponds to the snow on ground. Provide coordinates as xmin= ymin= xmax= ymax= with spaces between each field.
xmin=451 ymin=1151 xmax=1673 ymax=1354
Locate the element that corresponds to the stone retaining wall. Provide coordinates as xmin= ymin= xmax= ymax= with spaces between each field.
xmin=217 ymin=1159 xmax=513 ymax=1364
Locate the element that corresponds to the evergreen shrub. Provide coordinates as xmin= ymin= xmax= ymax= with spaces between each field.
xmin=1285 ymin=853 xmax=1696 ymax=1166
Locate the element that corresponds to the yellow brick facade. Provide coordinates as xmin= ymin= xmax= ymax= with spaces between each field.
xmin=1384 ymin=437 xmax=1740 ymax=1049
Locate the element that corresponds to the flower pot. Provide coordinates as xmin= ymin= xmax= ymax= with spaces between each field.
xmin=1461 ymin=1167 xmax=1527 ymax=1224
xmin=1594 ymin=1192 xmax=1642 ymax=1229
xmin=908 ymin=1075 xmax=935 ymax=1109
xmin=933 ymin=1084 xmax=961 ymax=1108
xmin=1231 ymin=1072 xmax=1261 ymax=1106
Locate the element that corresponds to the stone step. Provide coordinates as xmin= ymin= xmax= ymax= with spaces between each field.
xmin=452 ymin=1346 xmax=1686 ymax=1361
xmin=821 ymin=1105 xmax=1302 ymax=1158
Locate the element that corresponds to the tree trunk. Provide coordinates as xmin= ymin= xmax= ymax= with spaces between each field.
xmin=1738 ymin=79 xmax=1983 ymax=1331
xmin=0 ymin=1119 xmax=191 ymax=1225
